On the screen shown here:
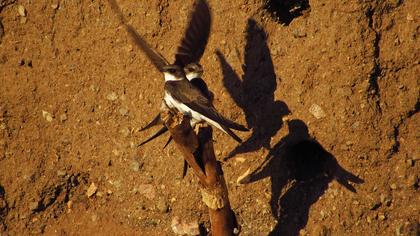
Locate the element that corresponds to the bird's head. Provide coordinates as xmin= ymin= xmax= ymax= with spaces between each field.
xmin=184 ymin=63 xmax=203 ymax=81
xmin=162 ymin=64 xmax=186 ymax=82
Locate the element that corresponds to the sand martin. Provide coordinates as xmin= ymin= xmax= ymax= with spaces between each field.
xmin=138 ymin=63 xmax=213 ymax=147
xmin=162 ymin=64 xmax=248 ymax=143
xmin=109 ymin=0 xmax=248 ymax=144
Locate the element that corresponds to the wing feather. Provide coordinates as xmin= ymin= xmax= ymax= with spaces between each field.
xmin=108 ymin=0 xmax=169 ymax=71
xmin=174 ymin=0 xmax=211 ymax=66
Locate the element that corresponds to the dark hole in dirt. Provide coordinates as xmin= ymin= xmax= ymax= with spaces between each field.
xmin=287 ymin=140 xmax=331 ymax=181
xmin=0 ymin=20 xmax=4 ymax=42
xmin=0 ymin=185 xmax=7 ymax=217
xmin=264 ymin=0 xmax=310 ymax=25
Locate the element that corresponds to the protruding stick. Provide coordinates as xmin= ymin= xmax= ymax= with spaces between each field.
xmin=162 ymin=111 xmax=237 ymax=236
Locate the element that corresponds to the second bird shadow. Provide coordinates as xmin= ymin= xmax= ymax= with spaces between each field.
xmin=216 ymin=18 xmax=290 ymax=160
xmin=246 ymin=119 xmax=364 ymax=235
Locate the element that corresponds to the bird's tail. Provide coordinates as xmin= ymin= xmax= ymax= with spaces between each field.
xmin=222 ymin=118 xmax=249 ymax=131
xmin=203 ymin=116 xmax=243 ymax=143
xmin=138 ymin=126 xmax=169 ymax=147
xmin=139 ymin=114 xmax=162 ymax=132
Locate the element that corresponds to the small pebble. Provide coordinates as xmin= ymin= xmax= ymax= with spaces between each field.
xmin=299 ymin=229 xmax=307 ymax=235
xmin=137 ymin=184 xmax=156 ymax=199
xmin=380 ymin=193 xmax=392 ymax=206
xmin=407 ymin=174 xmax=418 ymax=188
xmin=42 ymin=111 xmax=53 ymax=122
xmin=130 ymin=160 xmax=142 ymax=172
xmin=112 ymin=149 xmax=120 ymax=156
xmin=156 ymin=198 xmax=169 ymax=213
xmin=390 ymin=183 xmax=397 ymax=190
xmin=378 ymin=213 xmax=386 ymax=221
xmin=395 ymin=224 xmax=403 ymax=235
xmin=120 ymin=127 xmax=130 ymax=137
xmin=87 ymin=182 xmax=98 ymax=198
xmin=293 ymin=29 xmax=307 ymax=38
xmin=29 ymin=201 xmax=39 ymax=211
xmin=351 ymin=121 xmax=360 ymax=129
xmin=59 ymin=113 xmax=68 ymax=122
xmin=406 ymin=159 xmax=414 ymax=167
xmin=106 ymin=92 xmax=118 ymax=101
xmin=89 ymin=84 xmax=99 ymax=92
xmin=17 ymin=5 xmax=26 ymax=17
xmin=309 ymin=104 xmax=326 ymax=119
xmin=171 ymin=216 xmax=199 ymax=235
xmin=406 ymin=13 xmax=414 ymax=21
xmin=56 ymin=170 xmax=66 ymax=177
xmin=20 ymin=17 xmax=27 ymax=24
xmin=51 ymin=3 xmax=59 ymax=10
xmin=235 ymin=157 xmax=246 ymax=163
xmin=67 ymin=200 xmax=73 ymax=211
xmin=119 ymin=107 xmax=129 ymax=116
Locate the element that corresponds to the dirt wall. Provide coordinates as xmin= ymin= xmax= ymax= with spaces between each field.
xmin=0 ymin=0 xmax=418 ymax=235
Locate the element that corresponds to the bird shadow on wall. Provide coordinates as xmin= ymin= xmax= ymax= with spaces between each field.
xmin=243 ymin=119 xmax=364 ymax=235
xmin=216 ymin=18 xmax=290 ymax=160
xmin=217 ymin=18 xmax=363 ymax=235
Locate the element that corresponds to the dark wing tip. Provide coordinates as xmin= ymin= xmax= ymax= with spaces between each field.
xmin=108 ymin=0 xmax=168 ymax=71
xmin=138 ymin=126 xmax=169 ymax=147
xmin=162 ymin=136 xmax=173 ymax=149
xmin=139 ymin=114 xmax=162 ymax=131
xmin=229 ymin=123 xmax=249 ymax=132
xmin=174 ymin=0 xmax=212 ymax=66
xmin=223 ymin=126 xmax=243 ymax=143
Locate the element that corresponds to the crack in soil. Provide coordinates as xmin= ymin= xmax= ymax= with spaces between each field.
xmin=386 ymin=100 xmax=420 ymax=158
xmin=365 ymin=6 xmax=382 ymax=115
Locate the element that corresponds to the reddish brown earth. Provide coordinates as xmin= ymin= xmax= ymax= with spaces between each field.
xmin=0 ymin=0 xmax=419 ymax=235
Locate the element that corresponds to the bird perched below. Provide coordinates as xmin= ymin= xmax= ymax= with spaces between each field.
xmin=108 ymin=0 xmax=248 ymax=146
xmin=138 ymin=62 xmax=213 ymax=148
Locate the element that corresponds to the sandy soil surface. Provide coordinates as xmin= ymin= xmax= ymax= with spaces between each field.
xmin=0 ymin=0 xmax=419 ymax=235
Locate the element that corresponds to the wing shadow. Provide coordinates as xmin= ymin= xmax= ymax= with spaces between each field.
xmin=216 ymin=18 xmax=290 ymax=160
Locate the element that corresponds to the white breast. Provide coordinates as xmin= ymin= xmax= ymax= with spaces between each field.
xmin=164 ymin=72 xmax=183 ymax=82
xmin=186 ymin=72 xmax=200 ymax=81
xmin=163 ymin=91 xmax=225 ymax=133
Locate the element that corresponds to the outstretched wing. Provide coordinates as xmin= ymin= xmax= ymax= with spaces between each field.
xmin=108 ymin=0 xmax=169 ymax=72
xmin=174 ymin=0 xmax=211 ymax=67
